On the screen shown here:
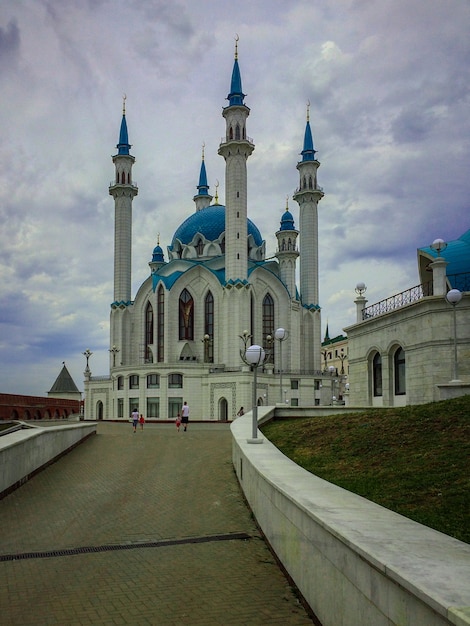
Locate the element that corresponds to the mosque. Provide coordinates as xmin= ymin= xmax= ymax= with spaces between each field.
xmin=84 ymin=43 xmax=333 ymax=421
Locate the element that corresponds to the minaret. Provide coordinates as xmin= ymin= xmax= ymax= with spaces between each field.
xmin=193 ymin=144 xmax=213 ymax=211
xmin=109 ymin=96 xmax=138 ymax=303
xmin=218 ymin=37 xmax=254 ymax=282
xmin=275 ymin=198 xmax=299 ymax=299
xmin=293 ymin=103 xmax=323 ymax=307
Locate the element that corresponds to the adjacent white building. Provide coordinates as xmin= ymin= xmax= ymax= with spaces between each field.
xmin=84 ymin=44 xmax=333 ymax=421
xmin=345 ymin=232 xmax=470 ymax=406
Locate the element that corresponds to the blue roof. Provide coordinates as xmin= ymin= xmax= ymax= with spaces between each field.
xmin=227 ymin=57 xmax=245 ymax=106
xmin=171 ymin=204 xmax=263 ymax=247
xmin=420 ymin=228 xmax=470 ymax=287
xmin=198 ymin=159 xmax=209 ymax=194
xmin=151 ymin=245 xmax=164 ymax=263
xmin=279 ymin=209 xmax=295 ymax=231
xmin=301 ymin=120 xmax=316 ymax=162
xmin=116 ymin=114 xmax=131 ymax=155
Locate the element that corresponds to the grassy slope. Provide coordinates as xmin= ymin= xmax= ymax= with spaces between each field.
xmin=261 ymin=395 xmax=470 ymax=544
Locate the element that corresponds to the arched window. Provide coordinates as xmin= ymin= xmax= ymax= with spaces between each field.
xmin=308 ymin=175 xmax=313 ymax=189
xmin=229 ymin=126 xmax=233 ymax=140
xmin=145 ymin=302 xmax=154 ymax=363
xmin=157 ymin=285 xmax=164 ymax=362
xmin=394 ymin=347 xmax=406 ymax=395
xmin=179 ymin=288 xmax=194 ymax=340
xmin=262 ymin=294 xmax=274 ymax=353
xmin=235 ymin=123 xmax=241 ymax=140
xmin=205 ymin=291 xmax=214 ymax=363
xmin=121 ymin=171 xmax=125 ymax=184
xmin=373 ymin=352 xmax=382 ymax=397
xmin=117 ymin=376 xmax=124 ymax=390
xmin=196 ymin=239 xmax=204 ymax=256
xmin=302 ymin=175 xmax=307 ymax=189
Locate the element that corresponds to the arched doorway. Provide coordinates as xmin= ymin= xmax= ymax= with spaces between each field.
xmin=218 ymin=398 xmax=228 ymax=421
xmin=96 ymin=401 xmax=104 ymax=420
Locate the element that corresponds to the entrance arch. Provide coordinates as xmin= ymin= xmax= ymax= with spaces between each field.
xmin=96 ymin=401 xmax=104 ymax=420
xmin=218 ymin=397 xmax=228 ymax=421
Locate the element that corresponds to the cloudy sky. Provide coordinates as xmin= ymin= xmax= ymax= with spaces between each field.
xmin=1 ymin=0 xmax=469 ymax=396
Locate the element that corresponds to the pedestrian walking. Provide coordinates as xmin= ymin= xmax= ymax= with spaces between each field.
xmin=139 ymin=414 xmax=145 ymax=430
xmin=175 ymin=412 xmax=181 ymax=432
xmin=131 ymin=408 xmax=139 ymax=433
xmin=181 ymin=401 xmax=189 ymax=431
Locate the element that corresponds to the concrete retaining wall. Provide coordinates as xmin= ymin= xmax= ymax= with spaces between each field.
xmin=231 ymin=409 xmax=470 ymax=626
xmin=0 ymin=422 xmax=97 ymax=498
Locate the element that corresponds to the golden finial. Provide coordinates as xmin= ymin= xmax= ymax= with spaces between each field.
xmin=122 ymin=93 xmax=127 ymax=115
xmin=214 ymin=180 xmax=219 ymax=205
xmin=285 ymin=195 xmax=289 ymax=210
xmin=157 ymin=232 xmax=160 ymax=245
xmin=306 ymin=100 xmax=310 ymax=122
xmin=235 ymin=34 xmax=239 ymax=60
xmin=202 ymin=141 xmax=205 ymax=161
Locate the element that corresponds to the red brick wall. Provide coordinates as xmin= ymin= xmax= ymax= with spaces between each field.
xmin=0 ymin=394 xmax=83 ymax=421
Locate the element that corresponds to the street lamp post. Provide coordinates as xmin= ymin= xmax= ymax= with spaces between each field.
xmin=274 ymin=327 xmax=289 ymax=403
xmin=109 ymin=345 xmax=120 ymax=368
xmin=328 ymin=365 xmax=336 ymax=404
xmin=446 ymin=289 xmax=463 ymax=382
xmin=239 ymin=332 xmax=269 ymax=443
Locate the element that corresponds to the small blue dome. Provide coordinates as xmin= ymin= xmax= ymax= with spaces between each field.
xmin=171 ymin=205 xmax=263 ymax=247
xmin=152 ymin=245 xmax=164 ymax=263
xmin=280 ymin=209 xmax=295 ymax=231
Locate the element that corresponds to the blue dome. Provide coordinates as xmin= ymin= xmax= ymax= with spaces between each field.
xmin=171 ymin=205 xmax=263 ymax=247
xmin=280 ymin=209 xmax=295 ymax=231
xmin=151 ymin=244 xmax=164 ymax=263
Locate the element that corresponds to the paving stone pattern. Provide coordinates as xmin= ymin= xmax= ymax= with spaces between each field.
xmin=0 ymin=422 xmax=313 ymax=625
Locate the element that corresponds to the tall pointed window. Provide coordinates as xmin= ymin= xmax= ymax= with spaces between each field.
xmin=394 ymin=347 xmax=406 ymax=395
xmin=262 ymin=294 xmax=274 ymax=354
xmin=157 ymin=285 xmax=164 ymax=362
xmin=179 ymin=288 xmax=194 ymax=340
xmin=145 ymin=302 xmax=154 ymax=363
xmin=204 ymin=291 xmax=214 ymax=363
xmin=235 ymin=123 xmax=241 ymax=140
xmin=372 ymin=352 xmax=382 ymax=397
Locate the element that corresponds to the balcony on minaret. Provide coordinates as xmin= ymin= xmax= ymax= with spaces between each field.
xmin=109 ymin=179 xmax=138 ymax=188
xmin=220 ymin=134 xmax=254 ymax=146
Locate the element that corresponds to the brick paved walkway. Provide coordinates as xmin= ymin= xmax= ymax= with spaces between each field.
xmin=0 ymin=422 xmax=313 ymax=625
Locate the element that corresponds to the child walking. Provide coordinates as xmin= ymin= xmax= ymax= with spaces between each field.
xmin=175 ymin=413 xmax=181 ymax=432
xmin=139 ymin=414 xmax=145 ymax=430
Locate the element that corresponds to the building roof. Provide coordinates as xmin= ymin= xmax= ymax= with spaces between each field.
xmin=48 ymin=364 xmax=80 ymax=394
xmin=418 ymin=228 xmax=470 ymax=289
xmin=170 ymin=204 xmax=263 ymax=247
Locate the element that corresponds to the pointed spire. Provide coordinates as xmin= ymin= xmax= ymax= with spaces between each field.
xmin=117 ymin=94 xmax=131 ymax=156
xmin=301 ymin=100 xmax=316 ymax=162
xmin=324 ymin=322 xmax=330 ymax=342
xmin=227 ymin=35 xmax=245 ymax=106
xmin=197 ymin=143 xmax=209 ymax=196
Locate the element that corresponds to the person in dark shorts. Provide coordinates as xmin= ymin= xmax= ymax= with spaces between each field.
xmin=181 ymin=401 xmax=189 ymax=431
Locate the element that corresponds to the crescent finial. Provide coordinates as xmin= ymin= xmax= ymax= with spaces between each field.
xmin=306 ymin=100 xmax=310 ymax=122
xmin=235 ymin=34 xmax=239 ymax=59
xmin=122 ymin=93 xmax=127 ymax=115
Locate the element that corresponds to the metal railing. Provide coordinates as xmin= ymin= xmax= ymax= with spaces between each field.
xmin=362 ymin=281 xmax=433 ymax=320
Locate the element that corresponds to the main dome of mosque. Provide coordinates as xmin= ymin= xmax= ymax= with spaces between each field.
xmin=170 ymin=204 xmax=263 ymax=247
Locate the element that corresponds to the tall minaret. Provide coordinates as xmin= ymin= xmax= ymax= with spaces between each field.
xmin=193 ymin=144 xmax=213 ymax=211
xmin=275 ymin=198 xmax=299 ymax=299
xmin=293 ymin=103 xmax=323 ymax=306
xmin=109 ymin=97 xmax=138 ymax=304
xmin=218 ymin=38 xmax=254 ymax=282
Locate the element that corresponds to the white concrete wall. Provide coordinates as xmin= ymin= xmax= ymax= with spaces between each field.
xmin=232 ymin=410 xmax=470 ymax=626
xmin=0 ymin=422 xmax=96 ymax=497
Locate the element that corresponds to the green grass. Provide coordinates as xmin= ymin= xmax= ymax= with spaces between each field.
xmin=261 ymin=395 xmax=470 ymax=544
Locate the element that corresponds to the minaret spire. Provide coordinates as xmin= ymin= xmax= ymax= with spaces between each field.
xmin=193 ymin=143 xmax=213 ymax=211
xmin=218 ymin=37 xmax=254 ymax=283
